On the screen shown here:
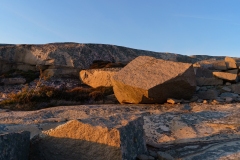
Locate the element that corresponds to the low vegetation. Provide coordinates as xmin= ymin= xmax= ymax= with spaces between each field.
xmin=0 ymin=69 xmax=114 ymax=111
xmin=0 ymin=85 xmax=114 ymax=111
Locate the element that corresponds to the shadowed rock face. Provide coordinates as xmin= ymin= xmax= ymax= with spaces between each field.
xmin=0 ymin=43 xmax=196 ymax=75
xmin=0 ymin=131 xmax=30 ymax=160
xmin=112 ymin=56 xmax=196 ymax=104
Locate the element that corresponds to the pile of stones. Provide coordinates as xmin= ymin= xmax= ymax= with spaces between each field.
xmin=193 ymin=56 xmax=240 ymax=104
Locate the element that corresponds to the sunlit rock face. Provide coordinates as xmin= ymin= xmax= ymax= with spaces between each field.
xmin=112 ymin=56 xmax=196 ymax=104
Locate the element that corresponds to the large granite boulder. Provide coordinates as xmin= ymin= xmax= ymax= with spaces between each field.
xmin=80 ymin=68 xmax=121 ymax=88
xmin=30 ymin=117 xmax=146 ymax=160
xmin=0 ymin=131 xmax=30 ymax=160
xmin=111 ymin=56 xmax=196 ymax=104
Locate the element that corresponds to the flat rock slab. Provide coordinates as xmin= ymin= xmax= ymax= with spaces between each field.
xmin=0 ymin=131 xmax=30 ymax=160
xmin=213 ymin=72 xmax=238 ymax=81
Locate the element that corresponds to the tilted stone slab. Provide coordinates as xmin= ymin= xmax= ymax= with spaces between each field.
xmin=112 ymin=56 xmax=196 ymax=104
xmin=213 ymin=72 xmax=238 ymax=81
xmin=30 ymin=117 xmax=147 ymax=160
xmin=0 ymin=131 xmax=30 ymax=160
xmin=80 ymin=68 xmax=121 ymax=88
xmin=225 ymin=56 xmax=238 ymax=69
xmin=212 ymin=60 xmax=227 ymax=70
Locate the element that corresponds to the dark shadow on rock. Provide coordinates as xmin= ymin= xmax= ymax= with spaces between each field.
xmin=30 ymin=135 xmax=138 ymax=160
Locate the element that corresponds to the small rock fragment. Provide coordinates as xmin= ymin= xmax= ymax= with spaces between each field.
xmin=167 ymin=98 xmax=182 ymax=104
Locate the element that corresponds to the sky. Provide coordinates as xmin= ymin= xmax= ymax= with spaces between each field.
xmin=0 ymin=1 xmax=240 ymax=57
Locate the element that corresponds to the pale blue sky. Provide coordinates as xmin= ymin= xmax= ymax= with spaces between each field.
xmin=0 ymin=0 xmax=240 ymax=57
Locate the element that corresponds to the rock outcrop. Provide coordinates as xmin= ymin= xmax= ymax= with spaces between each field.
xmin=0 ymin=43 xmax=196 ymax=77
xmin=0 ymin=131 xmax=30 ymax=160
xmin=111 ymin=56 xmax=196 ymax=104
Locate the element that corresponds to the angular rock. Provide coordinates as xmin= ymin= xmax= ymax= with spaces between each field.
xmin=0 ymin=131 xmax=30 ymax=160
xmin=231 ymin=84 xmax=240 ymax=94
xmin=212 ymin=60 xmax=227 ymax=70
xmin=225 ymin=56 xmax=238 ymax=69
xmin=1 ymin=77 xmax=26 ymax=85
xmin=221 ymin=86 xmax=231 ymax=92
xmin=30 ymin=117 xmax=147 ymax=160
xmin=80 ymin=68 xmax=121 ymax=88
xmin=220 ymin=92 xmax=239 ymax=98
xmin=196 ymin=77 xmax=223 ymax=86
xmin=225 ymin=97 xmax=233 ymax=103
xmin=167 ymin=98 xmax=182 ymax=104
xmin=112 ymin=56 xmax=196 ymax=104
xmin=196 ymin=89 xmax=219 ymax=100
xmin=193 ymin=67 xmax=213 ymax=78
xmin=213 ymin=72 xmax=238 ymax=81
xmin=227 ymin=69 xmax=239 ymax=74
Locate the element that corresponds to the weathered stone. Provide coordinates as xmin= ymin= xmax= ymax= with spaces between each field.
xmin=181 ymin=140 xmax=240 ymax=160
xmin=221 ymin=86 xmax=231 ymax=92
xmin=193 ymin=67 xmax=213 ymax=78
xmin=0 ymin=131 xmax=30 ymax=160
xmin=196 ymin=77 xmax=223 ymax=86
xmin=220 ymin=92 xmax=239 ymax=98
xmin=30 ymin=117 xmax=147 ymax=160
xmin=213 ymin=72 xmax=238 ymax=81
xmin=196 ymin=89 xmax=219 ymax=100
xmin=1 ymin=77 xmax=26 ymax=85
xmin=231 ymin=84 xmax=240 ymax=94
xmin=226 ymin=82 xmax=232 ymax=86
xmin=167 ymin=98 xmax=182 ymax=104
xmin=203 ymin=100 xmax=208 ymax=104
xmin=212 ymin=60 xmax=227 ymax=70
xmin=225 ymin=97 xmax=233 ymax=103
xmin=225 ymin=56 xmax=238 ymax=69
xmin=190 ymin=96 xmax=198 ymax=102
xmin=227 ymin=69 xmax=239 ymax=74
xmin=80 ymin=68 xmax=121 ymax=88
xmin=112 ymin=56 xmax=196 ymax=104
xmin=43 ymin=68 xmax=80 ymax=78
xmin=157 ymin=151 xmax=174 ymax=160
